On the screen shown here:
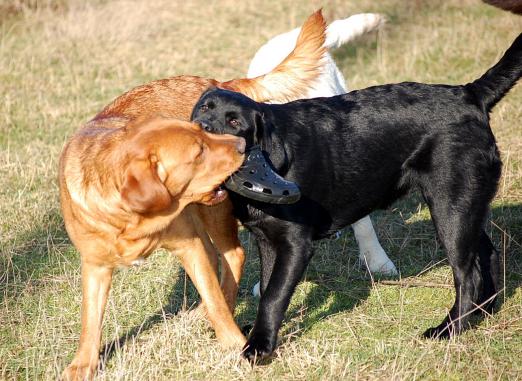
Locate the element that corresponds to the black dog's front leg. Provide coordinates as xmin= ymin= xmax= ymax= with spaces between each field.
xmin=243 ymin=229 xmax=313 ymax=362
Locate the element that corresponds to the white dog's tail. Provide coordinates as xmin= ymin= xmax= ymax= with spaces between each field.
xmin=222 ymin=10 xmax=326 ymax=103
xmin=325 ymin=13 xmax=384 ymax=49
xmin=247 ymin=12 xmax=384 ymax=81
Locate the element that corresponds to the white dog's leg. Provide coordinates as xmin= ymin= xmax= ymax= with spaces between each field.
xmin=352 ymin=216 xmax=397 ymax=275
xmin=252 ymin=281 xmax=261 ymax=297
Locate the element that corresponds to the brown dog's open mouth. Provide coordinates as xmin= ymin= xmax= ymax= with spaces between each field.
xmin=201 ymin=185 xmax=229 ymax=205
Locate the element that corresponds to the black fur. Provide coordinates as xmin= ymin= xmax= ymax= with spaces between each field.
xmin=191 ymin=33 xmax=521 ymax=362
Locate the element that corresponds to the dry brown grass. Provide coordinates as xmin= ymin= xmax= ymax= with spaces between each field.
xmin=1 ymin=0 xmax=521 ymax=379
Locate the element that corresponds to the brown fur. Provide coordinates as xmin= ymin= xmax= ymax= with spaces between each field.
xmin=60 ymin=10 xmax=326 ymax=380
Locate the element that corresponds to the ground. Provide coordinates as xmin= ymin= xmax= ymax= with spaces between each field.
xmin=0 ymin=0 xmax=521 ymax=379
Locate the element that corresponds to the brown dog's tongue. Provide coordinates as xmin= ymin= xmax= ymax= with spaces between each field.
xmin=224 ymin=146 xmax=301 ymax=204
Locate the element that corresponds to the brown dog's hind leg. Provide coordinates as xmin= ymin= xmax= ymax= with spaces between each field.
xmin=165 ymin=209 xmax=245 ymax=348
xmin=62 ymin=261 xmax=113 ymax=381
xmin=197 ymin=201 xmax=245 ymax=312
xmin=175 ymin=234 xmax=246 ymax=348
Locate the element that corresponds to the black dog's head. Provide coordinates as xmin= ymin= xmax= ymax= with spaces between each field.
xmin=191 ymin=88 xmax=265 ymax=148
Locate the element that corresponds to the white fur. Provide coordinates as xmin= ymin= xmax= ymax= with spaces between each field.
xmin=249 ymin=13 xmax=397 ymax=297
xmin=247 ymin=13 xmax=385 ymax=99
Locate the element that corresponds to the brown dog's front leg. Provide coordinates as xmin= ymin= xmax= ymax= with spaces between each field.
xmin=209 ymin=224 xmax=245 ymax=312
xmin=62 ymin=261 xmax=113 ymax=381
xmin=197 ymin=201 xmax=245 ymax=312
xmin=176 ymin=239 xmax=246 ymax=348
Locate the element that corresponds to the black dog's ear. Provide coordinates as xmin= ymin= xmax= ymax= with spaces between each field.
xmin=254 ymin=111 xmax=270 ymax=147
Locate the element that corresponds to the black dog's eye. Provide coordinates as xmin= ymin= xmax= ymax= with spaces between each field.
xmin=200 ymin=104 xmax=209 ymax=112
xmin=229 ymin=119 xmax=240 ymax=128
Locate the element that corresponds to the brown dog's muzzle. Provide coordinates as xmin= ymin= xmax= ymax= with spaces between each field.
xmin=196 ymin=134 xmax=246 ymax=206
xmin=207 ymin=133 xmax=246 ymax=155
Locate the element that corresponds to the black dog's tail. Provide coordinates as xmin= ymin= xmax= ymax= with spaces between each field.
xmin=470 ymin=33 xmax=522 ymax=112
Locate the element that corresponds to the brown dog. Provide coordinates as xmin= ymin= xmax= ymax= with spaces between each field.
xmin=59 ymin=118 xmax=246 ymax=379
xmin=60 ymin=11 xmax=326 ymax=380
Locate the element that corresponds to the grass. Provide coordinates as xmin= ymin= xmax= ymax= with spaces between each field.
xmin=1 ymin=0 xmax=521 ymax=379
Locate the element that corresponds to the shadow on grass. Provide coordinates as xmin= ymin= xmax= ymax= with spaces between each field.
xmin=0 ymin=207 xmax=71 ymax=304
xmin=237 ymin=197 xmax=522 ymax=355
xmin=489 ymin=202 xmax=522 ymax=307
xmin=98 ymin=269 xmax=201 ymax=369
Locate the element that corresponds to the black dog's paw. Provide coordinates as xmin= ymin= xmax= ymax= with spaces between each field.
xmin=241 ymin=324 xmax=253 ymax=336
xmin=474 ymin=295 xmax=497 ymax=316
xmin=242 ymin=334 xmax=276 ymax=364
xmin=422 ymin=323 xmax=454 ymax=339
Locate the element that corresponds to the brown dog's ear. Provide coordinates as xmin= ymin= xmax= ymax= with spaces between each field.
xmin=121 ymin=157 xmax=172 ymax=214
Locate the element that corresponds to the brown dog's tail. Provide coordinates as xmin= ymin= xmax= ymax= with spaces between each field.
xmin=221 ymin=10 xmax=326 ymax=103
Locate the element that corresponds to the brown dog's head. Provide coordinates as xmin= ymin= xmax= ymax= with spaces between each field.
xmin=120 ymin=118 xmax=245 ymax=214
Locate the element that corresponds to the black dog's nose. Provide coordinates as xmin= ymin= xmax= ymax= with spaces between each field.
xmin=199 ymin=121 xmax=212 ymax=132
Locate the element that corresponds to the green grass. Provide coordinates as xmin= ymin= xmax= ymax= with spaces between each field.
xmin=1 ymin=0 xmax=521 ymax=379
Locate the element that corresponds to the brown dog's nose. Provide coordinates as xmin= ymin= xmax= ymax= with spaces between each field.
xmin=236 ymin=137 xmax=246 ymax=154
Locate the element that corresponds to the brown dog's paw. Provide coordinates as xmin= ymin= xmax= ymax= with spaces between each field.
xmin=218 ymin=331 xmax=247 ymax=349
xmin=61 ymin=363 xmax=96 ymax=381
xmin=188 ymin=303 xmax=208 ymax=320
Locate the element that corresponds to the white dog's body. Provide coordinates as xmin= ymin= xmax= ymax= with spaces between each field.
xmin=248 ymin=13 xmax=384 ymax=97
xmin=249 ymin=13 xmax=397 ymax=296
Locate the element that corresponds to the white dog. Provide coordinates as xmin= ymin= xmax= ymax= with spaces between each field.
xmin=248 ymin=13 xmax=398 ymax=297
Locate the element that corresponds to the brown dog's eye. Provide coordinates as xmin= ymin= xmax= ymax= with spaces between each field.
xmin=229 ymin=119 xmax=240 ymax=128
xmin=200 ymin=104 xmax=209 ymax=112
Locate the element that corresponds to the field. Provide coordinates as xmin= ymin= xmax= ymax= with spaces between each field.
xmin=1 ymin=0 xmax=521 ymax=379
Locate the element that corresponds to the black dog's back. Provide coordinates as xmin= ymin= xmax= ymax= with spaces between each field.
xmin=264 ymin=80 xmax=498 ymax=234
xmin=192 ymin=33 xmax=520 ymax=238
xmin=266 ymin=33 xmax=522 ymax=230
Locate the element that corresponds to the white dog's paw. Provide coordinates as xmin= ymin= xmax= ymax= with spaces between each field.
xmin=360 ymin=247 xmax=398 ymax=276
xmin=252 ymin=282 xmax=261 ymax=297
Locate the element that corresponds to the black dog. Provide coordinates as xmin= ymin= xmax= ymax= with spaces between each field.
xmin=192 ymin=33 xmax=521 ymax=362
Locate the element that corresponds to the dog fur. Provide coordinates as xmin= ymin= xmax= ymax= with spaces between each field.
xmin=248 ymin=13 xmax=383 ymax=98
xmin=247 ymin=13 xmax=397 ymax=295
xmin=60 ymin=118 xmax=247 ymax=379
xmin=191 ymin=33 xmax=522 ymax=362
xmin=60 ymin=11 xmax=328 ymax=380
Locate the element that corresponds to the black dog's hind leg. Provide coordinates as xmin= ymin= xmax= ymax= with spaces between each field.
xmin=476 ymin=230 xmax=500 ymax=314
xmin=243 ymin=225 xmax=313 ymax=362
xmin=420 ymin=190 xmax=499 ymax=339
